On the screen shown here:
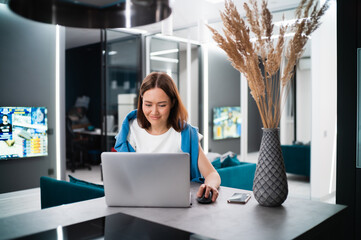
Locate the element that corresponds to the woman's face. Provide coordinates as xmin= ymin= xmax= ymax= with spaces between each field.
xmin=142 ymin=87 xmax=172 ymax=130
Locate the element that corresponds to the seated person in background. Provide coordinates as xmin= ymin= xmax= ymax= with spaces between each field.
xmin=68 ymin=106 xmax=90 ymax=130
xmin=114 ymin=72 xmax=221 ymax=202
xmin=68 ymin=95 xmax=91 ymax=130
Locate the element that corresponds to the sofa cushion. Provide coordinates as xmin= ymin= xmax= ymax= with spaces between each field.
xmin=68 ymin=175 xmax=104 ymax=190
xmin=211 ymin=158 xmax=222 ymax=169
xmin=221 ymin=155 xmax=241 ymax=168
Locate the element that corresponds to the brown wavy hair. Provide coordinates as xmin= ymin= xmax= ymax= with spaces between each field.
xmin=137 ymin=72 xmax=188 ymax=132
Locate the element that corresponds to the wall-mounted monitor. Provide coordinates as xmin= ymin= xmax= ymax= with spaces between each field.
xmin=0 ymin=107 xmax=48 ymax=160
xmin=213 ymin=106 xmax=241 ymax=140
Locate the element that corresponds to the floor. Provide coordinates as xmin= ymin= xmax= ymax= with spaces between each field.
xmin=66 ymin=164 xmax=103 ymax=185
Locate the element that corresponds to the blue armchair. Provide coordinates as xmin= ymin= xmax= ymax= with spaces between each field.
xmin=40 ymin=176 xmax=104 ymax=209
xmin=281 ymin=145 xmax=311 ymax=177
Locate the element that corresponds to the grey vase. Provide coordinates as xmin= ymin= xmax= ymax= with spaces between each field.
xmin=253 ymin=128 xmax=288 ymax=207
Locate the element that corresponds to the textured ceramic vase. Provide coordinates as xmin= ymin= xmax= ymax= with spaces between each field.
xmin=253 ymin=128 xmax=288 ymax=207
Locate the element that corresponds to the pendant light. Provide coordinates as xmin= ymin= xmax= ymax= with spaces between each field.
xmin=8 ymin=0 xmax=172 ymax=28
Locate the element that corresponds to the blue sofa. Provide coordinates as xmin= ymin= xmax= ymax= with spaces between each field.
xmin=281 ymin=145 xmax=311 ymax=177
xmin=216 ymin=162 xmax=256 ymax=190
xmin=209 ymin=153 xmax=256 ymax=191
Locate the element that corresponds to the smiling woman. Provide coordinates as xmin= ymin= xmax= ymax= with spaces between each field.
xmin=137 ymin=72 xmax=187 ymax=133
xmin=141 ymin=88 xmax=173 ymax=135
xmin=114 ymin=72 xmax=221 ymax=203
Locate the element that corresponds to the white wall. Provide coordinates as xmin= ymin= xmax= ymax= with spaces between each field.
xmin=179 ymin=47 xmax=199 ymax=127
xmin=281 ymin=52 xmax=312 ymax=145
xmin=296 ymin=61 xmax=312 ymax=143
xmin=280 ymin=95 xmax=294 ymax=145
xmin=310 ymin=1 xmax=337 ymax=201
xmin=0 ymin=4 xmax=66 ymax=192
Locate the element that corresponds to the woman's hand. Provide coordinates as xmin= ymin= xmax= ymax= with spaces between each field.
xmin=197 ymin=183 xmax=219 ymax=202
xmin=197 ymin=143 xmax=221 ymax=202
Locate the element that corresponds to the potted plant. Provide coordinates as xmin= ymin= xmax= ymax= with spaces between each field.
xmin=208 ymin=0 xmax=329 ymax=206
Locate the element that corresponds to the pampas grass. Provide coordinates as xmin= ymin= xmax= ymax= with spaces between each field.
xmin=208 ymin=0 xmax=329 ymax=128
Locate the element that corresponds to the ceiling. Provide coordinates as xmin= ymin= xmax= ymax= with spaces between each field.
xmin=66 ymin=0 xmax=302 ymax=49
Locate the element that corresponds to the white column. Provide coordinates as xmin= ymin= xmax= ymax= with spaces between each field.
xmin=187 ymin=40 xmax=192 ymax=123
xmin=145 ymin=36 xmax=150 ymax=75
xmin=310 ymin=1 xmax=337 ymax=201
xmin=56 ymin=25 xmax=66 ymax=180
xmin=199 ymin=17 xmax=210 ymax=152
xmin=241 ymin=73 xmax=248 ymax=161
xmin=202 ymin=44 xmax=209 ymax=153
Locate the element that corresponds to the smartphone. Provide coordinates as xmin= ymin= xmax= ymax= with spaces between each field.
xmin=227 ymin=193 xmax=251 ymax=204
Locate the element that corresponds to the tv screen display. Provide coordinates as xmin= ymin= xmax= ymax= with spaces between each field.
xmin=213 ymin=106 xmax=241 ymax=140
xmin=0 ymin=107 xmax=48 ymax=160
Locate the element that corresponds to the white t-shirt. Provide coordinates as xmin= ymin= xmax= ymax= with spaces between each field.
xmin=127 ymin=119 xmax=203 ymax=153
xmin=127 ymin=119 xmax=183 ymax=153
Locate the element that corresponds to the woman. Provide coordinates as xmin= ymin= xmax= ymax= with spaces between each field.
xmin=114 ymin=72 xmax=221 ymax=202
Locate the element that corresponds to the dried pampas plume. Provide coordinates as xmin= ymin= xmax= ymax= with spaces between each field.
xmin=208 ymin=0 xmax=329 ymax=128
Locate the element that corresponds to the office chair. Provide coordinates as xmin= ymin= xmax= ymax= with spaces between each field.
xmin=66 ymin=117 xmax=92 ymax=172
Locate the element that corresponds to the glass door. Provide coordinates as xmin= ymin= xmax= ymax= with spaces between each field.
xmin=101 ymin=30 xmax=142 ymax=151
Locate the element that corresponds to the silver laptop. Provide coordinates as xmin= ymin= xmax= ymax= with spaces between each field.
xmin=101 ymin=152 xmax=191 ymax=207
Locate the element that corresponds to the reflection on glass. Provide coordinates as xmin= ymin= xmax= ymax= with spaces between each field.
xmin=16 ymin=212 xmax=214 ymax=240
xmin=105 ymin=30 xmax=141 ymax=151
xmin=149 ymin=37 xmax=179 ymax=86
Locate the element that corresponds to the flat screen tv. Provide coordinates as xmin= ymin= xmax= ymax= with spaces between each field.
xmin=0 ymin=107 xmax=48 ymax=160
xmin=213 ymin=106 xmax=241 ymax=140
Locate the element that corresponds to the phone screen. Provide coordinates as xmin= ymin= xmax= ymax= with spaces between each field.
xmin=227 ymin=193 xmax=251 ymax=204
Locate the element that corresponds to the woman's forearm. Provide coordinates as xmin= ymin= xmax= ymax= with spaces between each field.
xmin=204 ymin=171 xmax=221 ymax=189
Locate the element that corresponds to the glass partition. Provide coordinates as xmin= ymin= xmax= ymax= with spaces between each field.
xmin=145 ymin=35 xmax=202 ymax=128
xmin=102 ymin=30 xmax=142 ymax=151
